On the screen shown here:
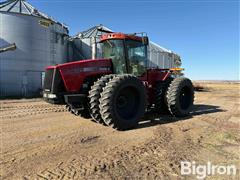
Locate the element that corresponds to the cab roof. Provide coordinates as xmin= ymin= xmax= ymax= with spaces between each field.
xmin=100 ymin=33 xmax=144 ymax=42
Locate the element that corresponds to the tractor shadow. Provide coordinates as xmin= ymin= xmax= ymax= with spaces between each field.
xmin=136 ymin=104 xmax=225 ymax=130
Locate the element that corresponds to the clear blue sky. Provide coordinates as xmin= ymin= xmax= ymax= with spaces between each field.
xmin=28 ymin=0 xmax=239 ymax=80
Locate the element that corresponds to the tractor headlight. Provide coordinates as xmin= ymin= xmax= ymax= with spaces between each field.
xmin=48 ymin=94 xmax=57 ymax=99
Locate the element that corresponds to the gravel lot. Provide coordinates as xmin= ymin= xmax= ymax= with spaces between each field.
xmin=0 ymin=82 xmax=239 ymax=179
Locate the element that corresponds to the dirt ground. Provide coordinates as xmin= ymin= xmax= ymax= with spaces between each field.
xmin=0 ymin=82 xmax=239 ymax=180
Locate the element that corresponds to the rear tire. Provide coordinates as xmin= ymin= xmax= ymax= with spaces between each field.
xmin=166 ymin=77 xmax=194 ymax=117
xmin=154 ymin=78 xmax=173 ymax=114
xmin=99 ymin=75 xmax=146 ymax=130
xmin=88 ymin=74 xmax=115 ymax=124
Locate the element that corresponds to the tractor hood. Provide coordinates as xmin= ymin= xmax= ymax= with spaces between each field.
xmin=45 ymin=58 xmax=112 ymax=92
xmin=46 ymin=58 xmax=112 ymax=70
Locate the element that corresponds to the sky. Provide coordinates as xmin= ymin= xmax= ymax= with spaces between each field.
xmin=28 ymin=0 xmax=239 ymax=80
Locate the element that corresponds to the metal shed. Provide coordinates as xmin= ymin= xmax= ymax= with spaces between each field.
xmin=148 ymin=41 xmax=182 ymax=69
xmin=0 ymin=0 xmax=69 ymax=97
xmin=69 ymin=25 xmax=113 ymax=61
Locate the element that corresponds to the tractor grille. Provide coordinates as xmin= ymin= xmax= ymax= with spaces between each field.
xmin=43 ymin=68 xmax=65 ymax=93
xmin=43 ymin=69 xmax=54 ymax=91
xmin=52 ymin=69 xmax=65 ymax=93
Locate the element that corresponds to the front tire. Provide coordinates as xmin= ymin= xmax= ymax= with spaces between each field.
xmin=88 ymin=74 xmax=115 ymax=124
xmin=99 ymin=75 xmax=146 ymax=130
xmin=166 ymin=77 xmax=194 ymax=117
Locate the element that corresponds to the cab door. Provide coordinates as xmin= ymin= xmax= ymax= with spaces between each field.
xmin=125 ymin=39 xmax=148 ymax=79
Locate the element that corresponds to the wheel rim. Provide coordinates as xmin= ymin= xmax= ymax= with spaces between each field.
xmin=117 ymin=96 xmax=128 ymax=108
xmin=116 ymin=86 xmax=140 ymax=120
xmin=179 ymin=86 xmax=193 ymax=110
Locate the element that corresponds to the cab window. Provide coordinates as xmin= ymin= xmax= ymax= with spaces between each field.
xmin=125 ymin=39 xmax=147 ymax=76
xmin=102 ymin=40 xmax=127 ymax=74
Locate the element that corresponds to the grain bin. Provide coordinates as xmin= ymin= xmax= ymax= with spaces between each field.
xmin=0 ymin=0 xmax=69 ymax=97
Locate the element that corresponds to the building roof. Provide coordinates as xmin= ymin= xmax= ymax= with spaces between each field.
xmin=149 ymin=41 xmax=172 ymax=53
xmin=75 ymin=24 xmax=113 ymax=39
xmin=0 ymin=0 xmax=68 ymax=28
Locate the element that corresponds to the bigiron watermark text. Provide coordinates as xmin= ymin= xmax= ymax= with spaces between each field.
xmin=181 ymin=161 xmax=237 ymax=179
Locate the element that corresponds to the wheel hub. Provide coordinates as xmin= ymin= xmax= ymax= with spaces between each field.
xmin=117 ymin=96 xmax=128 ymax=108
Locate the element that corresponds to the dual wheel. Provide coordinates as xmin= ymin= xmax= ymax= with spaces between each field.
xmin=154 ymin=77 xmax=194 ymax=117
xmin=88 ymin=74 xmax=146 ymax=130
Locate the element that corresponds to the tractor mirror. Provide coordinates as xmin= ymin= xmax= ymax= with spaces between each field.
xmin=142 ymin=37 xmax=149 ymax=45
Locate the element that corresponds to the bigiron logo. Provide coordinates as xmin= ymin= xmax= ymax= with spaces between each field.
xmin=180 ymin=161 xmax=237 ymax=179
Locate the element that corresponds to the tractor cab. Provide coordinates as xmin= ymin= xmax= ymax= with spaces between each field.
xmin=100 ymin=33 xmax=149 ymax=76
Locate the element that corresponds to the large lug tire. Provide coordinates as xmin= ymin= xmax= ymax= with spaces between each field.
xmin=99 ymin=75 xmax=146 ymax=130
xmin=88 ymin=74 xmax=116 ymax=124
xmin=154 ymin=78 xmax=173 ymax=114
xmin=166 ymin=77 xmax=194 ymax=117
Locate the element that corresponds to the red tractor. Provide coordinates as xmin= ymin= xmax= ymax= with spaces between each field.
xmin=43 ymin=32 xmax=194 ymax=130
